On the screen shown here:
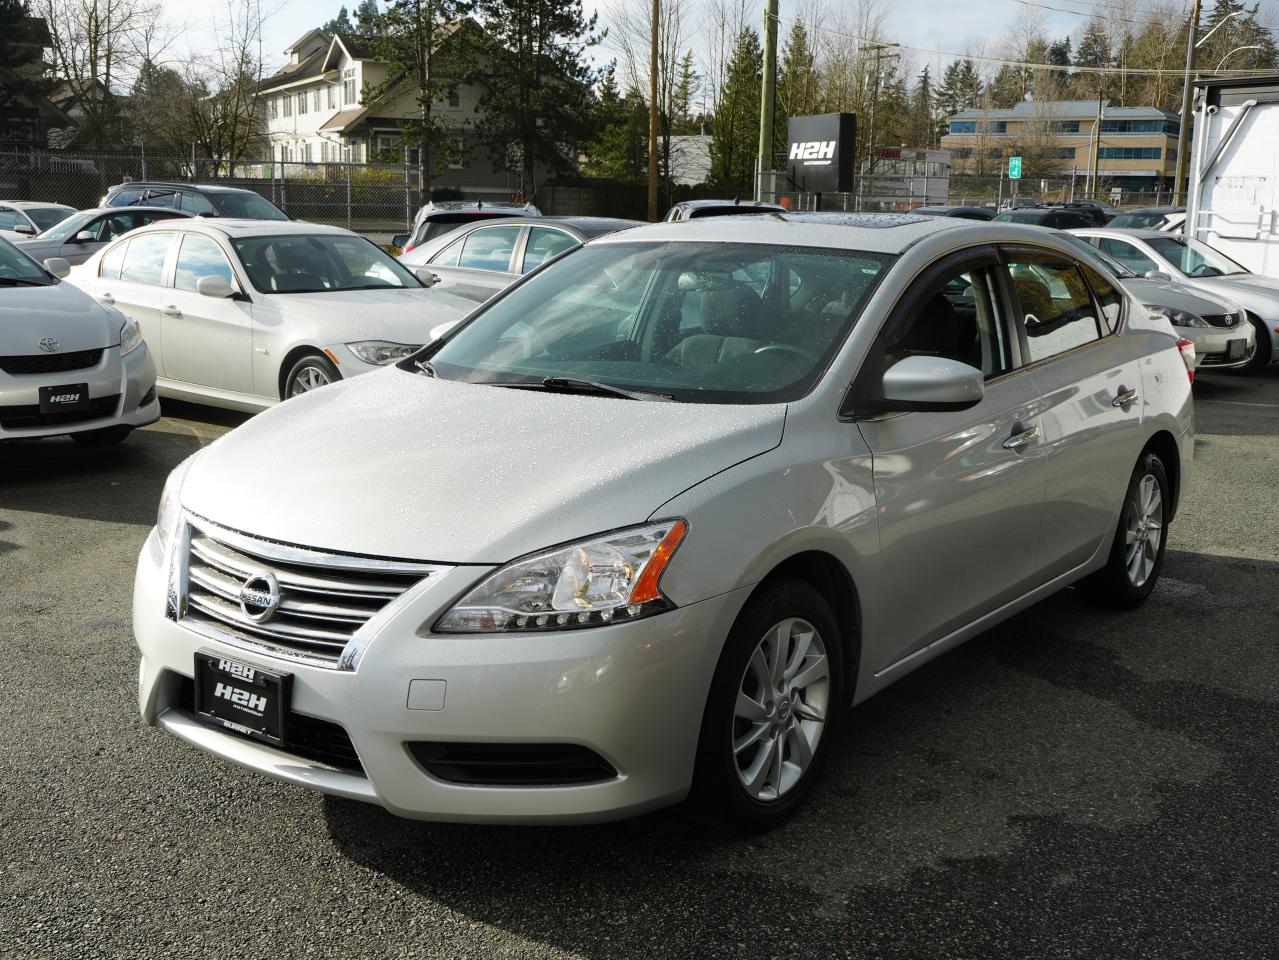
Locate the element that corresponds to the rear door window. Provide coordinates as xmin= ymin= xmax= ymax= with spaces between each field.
xmin=1005 ymin=253 xmax=1102 ymax=362
xmin=107 ymin=187 xmax=145 ymax=207
xmin=119 ymin=232 xmax=175 ymax=285
xmin=522 ymin=228 xmax=578 ymax=273
xmin=99 ymin=239 xmax=129 ymax=279
xmin=180 ymin=191 xmax=218 ymax=216
xmin=457 ymin=225 xmax=522 ymax=272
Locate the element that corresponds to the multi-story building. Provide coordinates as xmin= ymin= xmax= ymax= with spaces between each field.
xmin=940 ymin=99 xmax=1181 ymax=192
xmin=258 ymin=24 xmax=526 ymax=199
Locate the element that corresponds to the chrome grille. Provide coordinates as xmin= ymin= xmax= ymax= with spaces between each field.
xmin=1201 ymin=313 xmax=1240 ymax=328
xmin=176 ymin=517 xmax=441 ymax=668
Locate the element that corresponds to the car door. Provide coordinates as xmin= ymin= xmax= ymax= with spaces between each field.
xmin=159 ymin=232 xmax=255 ymax=395
xmin=427 ymin=223 xmax=524 ymax=302
xmin=96 ymin=231 xmax=178 ymax=373
xmin=1003 ymin=246 xmax=1146 ymax=578
xmin=60 ymin=211 xmax=132 ymax=265
xmin=854 ymin=247 xmax=1048 ymax=665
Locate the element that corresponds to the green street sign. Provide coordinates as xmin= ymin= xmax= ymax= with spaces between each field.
xmin=1008 ymin=156 xmax=1023 ymax=179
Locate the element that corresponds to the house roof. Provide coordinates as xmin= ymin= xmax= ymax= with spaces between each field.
xmin=284 ymin=27 xmax=328 ymax=54
xmin=948 ymin=100 xmax=1177 ymax=122
xmin=318 ymin=106 xmax=370 ymax=133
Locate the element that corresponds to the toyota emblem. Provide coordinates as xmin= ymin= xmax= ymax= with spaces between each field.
xmin=38 ymin=337 xmax=60 ymax=353
xmin=238 ymin=571 xmax=282 ymax=623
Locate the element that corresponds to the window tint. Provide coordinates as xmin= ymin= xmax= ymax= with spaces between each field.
xmin=107 ymin=187 xmax=145 ymax=207
xmin=232 ymin=234 xmax=419 ymax=293
xmin=99 ymin=239 xmax=128 ymax=279
xmin=26 ymin=206 xmax=72 ymax=231
xmin=457 ymin=225 xmax=522 ymax=272
xmin=143 ymin=189 xmax=181 ymax=209
xmin=180 ymin=191 xmax=218 ymax=216
xmin=0 ymin=208 xmax=25 ymax=230
xmin=174 ymin=233 xmax=235 ymax=291
xmin=1082 ymin=264 xmax=1123 ymax=333
xmin=428 ymin=235 xmax=464 ymax=267
xmin=92 ymin=212 xmax=139 ymax=242
xmin=119 ymin=232 xmax=174 ymax=285
xmin=211 ymin=191 xmax=289 ymax=221
xmin=1096 ymin=238 xmax=1158 ymax=275
xmin=1007 ymin=256 xmax=1101 ymax=362
xmin=888 ymin=264 xmax=1012 ymax=379
xmin=522 ymin=227 xmax=578 ymax=273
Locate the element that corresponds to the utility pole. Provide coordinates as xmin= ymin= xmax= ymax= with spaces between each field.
xmin=1173 ymin=0 xmax=1203 ymax=204
xmin=756 ymin=0 xmax=780 ymax=202
xmin=647 ymin=0 xmax=659 ymax=221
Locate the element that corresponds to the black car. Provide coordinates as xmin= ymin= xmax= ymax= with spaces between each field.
xmin=912 ymin=205 xmax=995 ymax=221
xmin=992 ymin=206 xmax=1097 ymax=229
xmin=101 ymin=182 xmax=290 ymax=220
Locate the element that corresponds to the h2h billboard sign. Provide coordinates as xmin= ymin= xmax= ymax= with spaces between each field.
xmin=787 ymin=113 xmax=856 ymax=193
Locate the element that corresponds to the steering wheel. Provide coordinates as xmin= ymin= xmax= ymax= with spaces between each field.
xmin=1188 ymin=264 xmax=1221 ymax=278
xmin=754 ymin=343 xmax=817 ymax=364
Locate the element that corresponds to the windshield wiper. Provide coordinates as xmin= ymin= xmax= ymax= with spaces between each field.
xmin=414 ymin=359 xmax=437 ymax=378
xmin=483 ymin=376 xmax=672 ymax=401
xmin=0 ymin=276 xmax=52 ymax=286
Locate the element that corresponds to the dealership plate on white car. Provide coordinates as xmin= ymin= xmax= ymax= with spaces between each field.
xmin=193 ymin=652 xmax=291 ymax=745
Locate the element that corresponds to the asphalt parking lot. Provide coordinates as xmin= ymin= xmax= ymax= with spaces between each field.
xmin=1 ymin=372 xmax=1276 ymax=960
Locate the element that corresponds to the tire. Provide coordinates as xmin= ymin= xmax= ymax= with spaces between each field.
xmin=70 ymin=425 xmax=131 ymax=446
xmin=1234 ymin=314 xmax=1272 ymax=374
xmin=282 ymin=352 xmax=340 ymax=400
xmin=690 ymin=579 xmax=844 ymax=832
xmin=1078 ymin=450 xmax=1170 ymax=608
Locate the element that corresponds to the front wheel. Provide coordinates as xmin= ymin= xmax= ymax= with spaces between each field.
xmin=1238 ymin=315 xmax=1272 ymax=373
xmin=691 ymin=579 xmax=843 ymax=832
xmin=1078 ymin=450 xmax=1170 ymax=608
xmin=283 ymin=352 xmax=340 ymax=400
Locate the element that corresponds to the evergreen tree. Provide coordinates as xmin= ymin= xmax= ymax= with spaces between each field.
xmin=469 ymin=0 xmax=603 ymax=202
xmin=775 ymin=21 xmax=818 ymax=157
xmin=709 ymin=27 xmax=761 ymax=193
xmin=908 ymin=66 xmax=935 ymax=148
xmin=935 ymin=59 xmax=982 ymax=118
xmin=1075 ymin=19 xmax=1112 ymax=101
xmin=670 ymin=50 xmax=700 ymax=133
xmin=1198 ymin=1 xmax=1278 ymax=73
xmin=583 ymin=64 xmax=647 ymax=182
xmin=0 ymin=0 xmax=53 ymax=145
xmin=322 ymin=5 xmax=356 ymax=35
xmin=353 ymin=0 xmax=383 ymax=31
xmin=1047 ymin=37 xmax=1072 ymax=66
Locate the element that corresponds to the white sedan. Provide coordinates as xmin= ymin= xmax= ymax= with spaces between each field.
xmin=68 ymin=220 xmax=476 ymax=411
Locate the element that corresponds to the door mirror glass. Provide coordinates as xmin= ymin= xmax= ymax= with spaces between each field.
xmin=392 ymin=234 xmax=409 ymax=250
xmin=74 ymin=230 xmax=95 ymax=243
xmin=415 ymin=267 xmax=439 ymax=287
xmin=1143 ymin=270 xmax=1172 ymax=282
xmin=881 ymin=355 xmax=984 ymax=411
xmin=196 ymin=274 xmax=234 ymax=298
xmin=43 ymin=257 xmax=71 ymax=278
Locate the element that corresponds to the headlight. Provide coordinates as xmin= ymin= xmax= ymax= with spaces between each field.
xmin=118 ymin=314 xmax=143 ymax=354
xmin=155 ymin=455 xmax=196 ymax=555
xmin=435 ymin=520 xmax=688 ymax=633
xmin=347 ymin=341 xmax=421 ymax=365
xmin=1146 ymin=305 xmax=1209 ymax=328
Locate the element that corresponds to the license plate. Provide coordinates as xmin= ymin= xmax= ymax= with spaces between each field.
xmin=193 ymin=652 xmax=290 ymax=745
xmin=38 ymin=383 xmax=88 ymax=413
xmin=1227 ymin=339 xmax=1246 ymax=360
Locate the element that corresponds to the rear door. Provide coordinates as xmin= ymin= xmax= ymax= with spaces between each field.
xmin=855 ymin=247 xmax=1048 ymax=667
xmin=428 ymin=223 xmax=524 ymax=302
xmin=1002 ymin=245 xmax=1145 ymax=578
xmin=158 ymin=232 xmax=255 ymax=395
xmin=95 ymin=231 xmax=178 ymax=374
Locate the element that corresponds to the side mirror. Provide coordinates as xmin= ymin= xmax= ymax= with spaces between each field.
xmin=12 ymin=223 xmax=35 ymax=236
xmin=196 ymin=274 xmax=234 ymax=298
xmin=429 ymin=318 xmax=461 ymax=341
xmin=415 ymin=267 xmax=440 ymax=287
xmin=881 ymin=355 xmax=984 ymax=412
xmin=43 ymin=257 xmax=71 ymax=278
xmin=74 ymin=230 xmax=95 ymax=243
xmin=1144 ymin=270 xmax=1172 ymax=282
xmin=392 ymin=233 xmax=409 ymax=249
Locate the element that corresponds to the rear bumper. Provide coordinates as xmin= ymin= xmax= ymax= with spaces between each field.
xmin=0 ymin=343 xmax=159 ymax=439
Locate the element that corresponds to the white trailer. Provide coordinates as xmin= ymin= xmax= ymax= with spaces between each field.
xmin=1187 ymin=75 xmax=1279 ymax=277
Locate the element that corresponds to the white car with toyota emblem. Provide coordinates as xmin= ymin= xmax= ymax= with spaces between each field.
xmin=0 ymin=236 xmax=158 ymax=444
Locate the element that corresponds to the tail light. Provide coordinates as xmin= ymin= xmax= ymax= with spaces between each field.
xmin=1176 ymin=337 xmax=1196 ymax=382
xmin=402 ymin=242 xmax=416 ymax=254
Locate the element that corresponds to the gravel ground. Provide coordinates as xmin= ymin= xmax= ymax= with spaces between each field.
xmin=1 ymin=370 xmax=1276 ymax=960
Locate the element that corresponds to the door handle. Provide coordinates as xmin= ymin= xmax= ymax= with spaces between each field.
xmin=161 ymin=305 xmax=182 ymax=318
xmin=1112 ymin=386 xmax=1138 ymax=407
xmin=1003 ymin=424 xmax=1040 ymax=450
xmin=99 ymin=292 xmax=114 ymax=305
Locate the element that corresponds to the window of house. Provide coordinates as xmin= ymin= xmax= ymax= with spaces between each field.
xmin=282 ymin=94 xmax=292 ymax=118
xmin=312 ymin=89 xmax=321 ymax=112
xmin=270 ymin=98 xmax=278 ymax=120
xmin=297 ymin=91 xmax=307 ymax=115
xmin=1006 ymin=254 xmax=1102 ymax=362
xmin=448 ymin=88 xmax=460 ymax=108
xmin=949 ymin=121 xmax=977 ymax=134
xmin=1050 ymin=121 xmax=1080 ymax=133
xmin=343 ymin=68 xmax=356 ymax=105
xmin=327 ymin=85 xmax=336 ymax=109
xmin=302 ymin=142 xmax=311 ymax=163
xmin=1053 ymin=147 xmax=1076 ymax=159
xmin=1097 ymin=146 xmax=1161 ymax=160
xmin=449 ymin=134 xmax=465 ymax=169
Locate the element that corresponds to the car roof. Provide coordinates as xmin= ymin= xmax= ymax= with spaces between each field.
xmin=594 ymin=212 xmax=973 ymax=254
xmin=123 ymin=218 xmax=355 ymax=239
xmin=672 ymin=199 xmax=786 ymax=211
xmin=419 ymin=202 xmax=537 ymax=217
xmin=75 ymin=205 xmax=195 ymax=217
xmin=1074 ymin=227 xmax=1172 ymax=239
xmin=4 ymin=201 xmax=75 ymax=210
xmin=107 ymin=181 xmax=264 ymax=196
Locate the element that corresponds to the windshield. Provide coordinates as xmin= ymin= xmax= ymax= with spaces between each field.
xmin=424 ymin=241 xmax=893 ymax=404
xmin=1146 ymin=236 xmax=1248 ymax=278
xmin=38 ymin=212 xmax=96 ymax=243
xmin=213 ymin=192 xmax=290 ymax=221
xmin=233 ymin=234 xmax=423 ymax=293
xmin=0 ymin=238 xmax=52 ymax=282
xmin=26 ymin=206 xmax=74 ymax=232
xmin=995 ymin=211 xmax=1041 ymax=223
xmin=1054 ymin=232 xmax=1137 ymax=278
xmin=1113 ymin=211 xmax=1171 ymax=229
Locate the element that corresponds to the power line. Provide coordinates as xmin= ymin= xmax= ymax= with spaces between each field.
xmin=1013 ymin=0 xmax=1174 ymax=27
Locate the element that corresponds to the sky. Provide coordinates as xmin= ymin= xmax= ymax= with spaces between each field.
xmin=159 ymin=0 xmax=1275 ymax=85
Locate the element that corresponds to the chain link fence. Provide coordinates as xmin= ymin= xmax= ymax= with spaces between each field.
xmin=0 ymin=151 xmax=423 ymax=236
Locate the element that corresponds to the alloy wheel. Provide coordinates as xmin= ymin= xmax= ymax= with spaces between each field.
xmin=1124 ymin=473 xmax=1163 ymax=588
xmin=290 ymin=364 xmax=332 ymax=397
xmin=732 ymin=617 xmax=830 ymax=802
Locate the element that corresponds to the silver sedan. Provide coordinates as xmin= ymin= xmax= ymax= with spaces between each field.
xmin=133 ymin=214 xmax=1192 ymax=829
xmin=0 ymin=239 xmax=159 ymax=444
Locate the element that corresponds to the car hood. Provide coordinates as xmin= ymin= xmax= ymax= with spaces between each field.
xmin=1121 ymin=278 xmax=1236 ymax=315
xmin=1210 ymin=273 xmax=1279 ymax=296
xmin=0 ymin=280 xmax=121 ymax=353
xmin=265 ymin=287 xmax=476 ymax=344
xmin=179 ymin=368 xmax=787 ymax=563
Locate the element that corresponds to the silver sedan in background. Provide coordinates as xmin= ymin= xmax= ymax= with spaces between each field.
xmin=15 ymin=206 xmax=192 ymax=266
xmin=133 ymin=215 xmax=1192 ymax=830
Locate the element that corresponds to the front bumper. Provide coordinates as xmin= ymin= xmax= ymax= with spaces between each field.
xmin=0 ymin=343 xmax=159 ymax=439
xmin=133 ymin=526 xmax=749 ymax=823
xmin=1178 ymin=323 xmax=1256 ymax=370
